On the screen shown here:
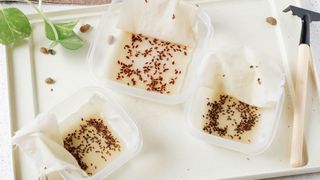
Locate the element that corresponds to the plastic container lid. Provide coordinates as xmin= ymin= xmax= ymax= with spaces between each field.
xmin=48 ymin=87 xmax=142 ymax=179
xmin=184 ymin=52 xmax=285 ymax=155
xmin=87 ymin=4 xmax=214 ymax=104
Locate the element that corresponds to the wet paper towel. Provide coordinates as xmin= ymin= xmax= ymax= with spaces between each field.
xmin=12 ymin=113 xmax=88 ymax=178
xmin=117 ymin=0 xmax=199 ymax=47
xmin=200 ymin=47 xmax=285 ymax=107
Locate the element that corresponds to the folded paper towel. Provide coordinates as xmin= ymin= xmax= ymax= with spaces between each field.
xmin=200 ymin=47 xmax=285 ymax=107
xmin=12 ymin=113 xmax=88 ymax=178
xmin=117 ymin=0 xmax=199 ymax=47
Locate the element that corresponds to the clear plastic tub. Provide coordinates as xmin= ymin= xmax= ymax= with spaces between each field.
xmin=185 ymin=53 xmax=285 ymax=155
xmin=87 ymin=4 xmax=214 ymax=104
xmin=48 ymin=87 xmax=142 ymax=179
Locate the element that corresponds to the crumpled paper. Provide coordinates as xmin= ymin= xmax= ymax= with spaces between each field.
xmin=200 ymin=47 xmax=285 ymax=107
xmin=117 ymin=0 xmax=199 ymax=47
xmin=12 ymin=113 xmax=88 ymax=179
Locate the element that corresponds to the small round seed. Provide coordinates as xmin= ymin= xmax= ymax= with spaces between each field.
xmin=40 ymin=47 xmax=48 ymax=54
xmin=266 ymin=17 xmax=277 ymax=26
xmin=48 ymin=49 xmax=56 ymax=55
xmin=45 ymin=77 xmax=55 ymax=84
xmin=80 ymin=24 xmax=91 ymax=33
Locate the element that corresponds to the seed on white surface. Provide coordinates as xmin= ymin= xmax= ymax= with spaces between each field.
xmin=40 ymin=47 xmax=48 ymax=54
xmin=45 ymin=77 xmax=55 ymax=84
xmin=80 ymin=24 xmax=92 ymax=33
xmin=48 ymin=49 xmax=56 ymax=55
xmin=107 ymin=35 xmax=115 ymax=45
xmin=266 ymin=17 xmax=277 ymax=26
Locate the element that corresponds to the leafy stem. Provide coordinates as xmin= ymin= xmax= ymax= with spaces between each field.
xmin=0 ymin=1 xmax=84 ymax=50
xmin=23 ymin=0 xmax=59 ymax=42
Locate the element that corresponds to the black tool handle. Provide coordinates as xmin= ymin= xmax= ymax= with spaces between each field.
xmin=300 ymin=15 xmax=311 ymax=45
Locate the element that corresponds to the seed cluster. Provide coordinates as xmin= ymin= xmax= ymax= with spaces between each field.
xmin=202 ymin=95 xmax=260 ymax=141
xmin=63 ymin=118 xmax=121 ymax=176
xmin=115 ymin=33 xmax=188 ymax=94
xmin=40 ymin=47 xmax=56 ymax=55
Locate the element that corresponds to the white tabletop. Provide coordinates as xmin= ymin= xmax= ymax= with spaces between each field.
xmin=0 ymin=0 xmax=319 ymax=179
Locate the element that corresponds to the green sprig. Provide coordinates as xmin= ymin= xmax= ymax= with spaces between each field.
xmin=0 ymin=0 xmax=84 ymax=50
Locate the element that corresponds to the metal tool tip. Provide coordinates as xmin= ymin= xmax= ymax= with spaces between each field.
xmin=283 ymin=5 xmax=292 ymax=13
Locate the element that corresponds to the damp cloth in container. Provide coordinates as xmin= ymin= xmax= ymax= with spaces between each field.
xmin=186 ymin=47 xmax=285 ymax=155
xmin=87 ymin=0 xmax=213 ymax=104
xmin=12 ymin=87 xmax=142 ymax=179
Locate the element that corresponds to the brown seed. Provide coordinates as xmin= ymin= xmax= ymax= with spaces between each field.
xmin=172 ymin=14 xmax=176 ymax=20
xmin=40 ymin=47 xmax=48 ymax=54
xmin=257 ymin=78 xmax=262 ymax=85
xmin=266 ymin=17 xmax=277 ymax=26
xmin=80 ymin=24 xmax=91 ymax=33
xmin=48 ymin=49 xmax=56 ymax=55
xmin=45 ymin=77 xmax=55 ymax=84
xmin=107 ymin=35 xmax=115 ymax=45
xmin=202 ymin=94 xmax=259 ymax=138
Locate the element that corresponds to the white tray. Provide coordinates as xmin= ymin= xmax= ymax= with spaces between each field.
xmin=3 ymin=0 xmax=320 ymax=179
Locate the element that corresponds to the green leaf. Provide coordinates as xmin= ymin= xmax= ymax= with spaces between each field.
xmin=0 ymin=8 xmax=31 ymax=45
xmin=58 ymin=34 xmax=84 ymax=50
xmin=45 ymin=20 xmax=84 ymax=50
xmin=45 ymin=20 xmax=78 ymax=40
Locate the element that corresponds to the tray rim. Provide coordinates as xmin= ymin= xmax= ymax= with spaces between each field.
xmin=4 ymin=0 xmax=320 ymax=179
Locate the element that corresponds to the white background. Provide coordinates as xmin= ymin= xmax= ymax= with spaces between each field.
xmin=0 ymin=0 xmax=319 ymax=179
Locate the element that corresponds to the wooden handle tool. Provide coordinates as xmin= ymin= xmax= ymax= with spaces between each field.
xmin=283 ymin=5 xmax=320 ymax=167
xmin=290 ymin=44 xmax=310 ymax=167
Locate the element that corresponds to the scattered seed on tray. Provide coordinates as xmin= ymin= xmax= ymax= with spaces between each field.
xmin=266 ymin=17 xmax=277 ymax=26
xmin=45 ymin=77 xmax=55 ymax=84
xmin=80 ymin=24 xmax=91 ymax=33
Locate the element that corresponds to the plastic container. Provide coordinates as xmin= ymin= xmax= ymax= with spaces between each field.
xmin=87 ymin=4 xmax=214 ymax=104
xmin=48 ymin=87 xmax=142 ymax=179
xmin=185 ymin=52 xmax=285 ymax=155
